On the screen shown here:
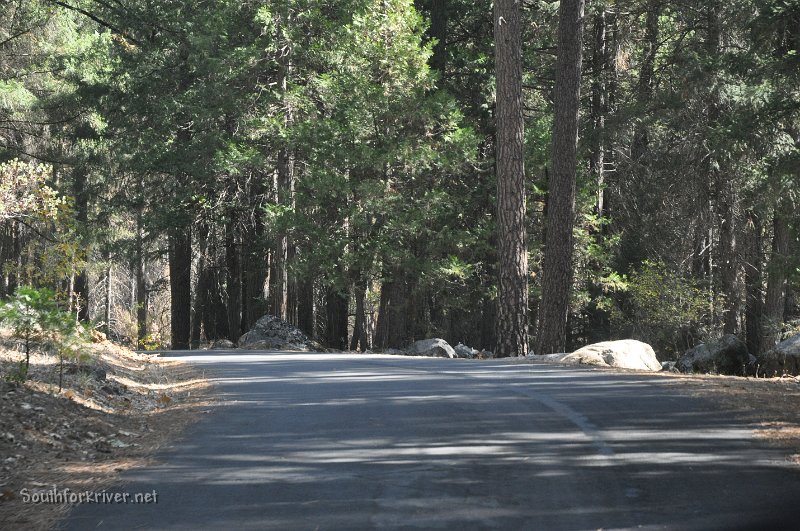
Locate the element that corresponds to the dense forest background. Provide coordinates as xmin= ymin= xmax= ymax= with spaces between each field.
xmin=1 ymin=0 xmax=798 ymax=358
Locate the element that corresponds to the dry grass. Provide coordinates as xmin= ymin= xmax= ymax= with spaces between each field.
xmin=0 ymin=330 xmax=215 ymax=530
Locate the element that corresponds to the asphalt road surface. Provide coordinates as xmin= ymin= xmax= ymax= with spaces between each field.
xmin=61 ymin=352 xmax=800 ymax=530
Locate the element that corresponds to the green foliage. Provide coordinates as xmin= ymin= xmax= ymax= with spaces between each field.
xmin=0 ymin=287 xmax=92 ymax=388
xmin=3 ymin=361 xmax=29 ymax=384
xmin=0 ymin=160 xmax=64 ymax=221
xmin=611 ymin=261 xmax=722 ymax=358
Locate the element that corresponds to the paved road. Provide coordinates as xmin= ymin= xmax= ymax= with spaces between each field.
xmin=62 ymin=352 xmax=800 ymax=530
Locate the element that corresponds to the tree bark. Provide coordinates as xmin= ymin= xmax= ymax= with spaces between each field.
xmin=536 ymin=0 xmax=585 ymax=354
xmin=72 ymin=166 xmax=89 ymax=322
xmin=324 ymin=288 xmax=349 ymax=350
xmin=493 ymin=0 xmax=528 ymax=358
xmin=225 ymin=217 xmax=242 ymax=341
xmin=631 ymin=0 xmax=661 ymax=161
xmin=274 ymin=9 xmax=295 ymax=322
xmin=430 ymin=0 xmax=448 ymax=73
xmin=719 ymin=182 xmax=740 ymax=335
xmin=168 ymin=226 xmax=192 ymax=350
xmin=375 ymin=272 xmax=411 ymax=350
xmin=763 ymin=207 xmax=790 ymax=352
xmin=191 ymin=222 xmax=210 ymax=348
xmin=744 ymin=211 xmax=763 ymax=355
xmin=135 ymin=210 xmax=147 ymax=348
xmin=350 ymin=280 xmax=368 ymax=352
xmin=297 ymin=277 xmax=315 ymax=337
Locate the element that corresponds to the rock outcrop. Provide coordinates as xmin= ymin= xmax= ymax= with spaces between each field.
xmin=758 ymin=334 xmax=800 ymax=377
xmin=454 ymin=343 xmax=479 ymax=359
xmin=410 ymin=338 xmax=457 ymax=358
xmin=676 ymin=334 xmax=750 ymax=375
xmin=238 ymin=315 xmax=320 ymax=351
xmin=559 ymin=340 xmax=662 ymax=371
xmin=210 ymin=339 xmax=236 ymax=350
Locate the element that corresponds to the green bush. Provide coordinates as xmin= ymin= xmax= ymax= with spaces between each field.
xmin=611 ymin=261 xmax=722 ymax=358
xmin=0 ymin=286 xmax=92 ymax=389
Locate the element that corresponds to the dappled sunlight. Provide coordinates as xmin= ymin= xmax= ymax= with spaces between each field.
xmin=64 ymin=352 xmax=800 ymax=530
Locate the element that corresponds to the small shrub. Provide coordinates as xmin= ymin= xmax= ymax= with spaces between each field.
xmin=611 ymin=261 xmax=723 ymax=358
xmin=0 ymin=286 xmax=93 ymax=389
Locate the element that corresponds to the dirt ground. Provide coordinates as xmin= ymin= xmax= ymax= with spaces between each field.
xmin=0 ymin=331 xmax=215 ymax=530
xmin=650 ymin=371 xmax=800 ymax=464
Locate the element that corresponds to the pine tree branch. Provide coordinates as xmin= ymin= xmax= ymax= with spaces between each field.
xmin=44 ymin=0 xmax=142 ymax=46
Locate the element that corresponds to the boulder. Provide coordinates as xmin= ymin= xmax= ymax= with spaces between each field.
xmin=758 ymin=334 xmax=800 ymax=377
xmin=676 ymin=334 xmax=749 ymax=375
xmin=661 ymin=361 xmax=678 ymax=373
xmin=561 ymin=340 xmax=661 ymax=371
xmin=238 ymin=315 xmax=319 ymax=351
xmin=454 ymin=343 xmax=478 ymax=359
xmin=211 ymin=339 xmax=236 ymax=350
xmin=410 ymin=338 xmax=456 ymax=359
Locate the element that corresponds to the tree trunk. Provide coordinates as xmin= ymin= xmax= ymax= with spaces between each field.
xmin=191 ymin=222 xmax=210 ymax=348
xmin=719 ymin=182 xmax=739 ymax=335
xmin=350 ymin=279 xmax=368 ymax=352
xmin=72 ymin=167 xmax=89 ymax=322
xmin=135 ymin=210 xmax=147 ymax=348
xmin=104 ymin=262 xmax=112 ymax=337
xmin=763 ymin=207 xmax=790 ymax=352
xmin=493 ymin=0 xmax=528 ymax=358
xmin=375 ymin=274 xmax=411 ymax=350
xmin=744 ymin=211 xmax=764 ymax=355
xmin=169 ymin=226 xmax=192 ymax=350
xmin=324 ymin=288 xmax=349 ymax=350
xmin=537 ymin=0 xmax=585 ymax=355
xmin=631 ymin=0 xmax=661 ymax=161
xmin=225 ymin=218 xmax=242 ymax=341
xmin=589 ymin=12 xmax=606 ymax=207
xmin=430 ymin=0 xmax=448 ymax=73
xmin=297 ymin=277 xmax=315 ymax=337
xmin=274 ymin=9 xmax=295 ymax=322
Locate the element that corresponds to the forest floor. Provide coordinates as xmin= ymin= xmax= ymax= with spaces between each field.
xmin=0 ymin=331 xmax=214 ymax=530
xmin=520 ymin=357 xmax=800 ymax=464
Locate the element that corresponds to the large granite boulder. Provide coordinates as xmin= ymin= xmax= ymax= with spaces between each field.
xmin=560 ymin=340 xmax=662 ymax=371
xmin=410 ymin=338 xmax=456 ymax=359
xmin=758 ymin=334 xmax=800 ymax=377
xmin=454 ymin=343 xmax=479 ymax=359
xmin=238 ymin=315 xmax=319 ymax=351
xmin=676 ymin=334 xmax=750 ymax=375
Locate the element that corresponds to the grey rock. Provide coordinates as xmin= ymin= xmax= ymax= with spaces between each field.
xmin=758 ymin=334 xmax=800 ymax=377
xmin=677 ymin=334 xmax=749 ymax=375
xmin=410 ymin=338 xmax=456 ymax=359
xmin=454 ymin=343 xmax=478 ymax=359
xmin=562 ymin=340 xmax=662 ymax=371
xmin=239 ymin=315 xmax=319 ymax=351
xmin=661 ymin=361 xmax=676 ymax=372
xmin=211 ymin=339 xmax=236 ymax=350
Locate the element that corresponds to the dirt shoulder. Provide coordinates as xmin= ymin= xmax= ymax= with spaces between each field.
xmin=646 ymin=371 xmax=800 ymax=464
xmin=0 ymin=332 xmax=215 ymax=530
